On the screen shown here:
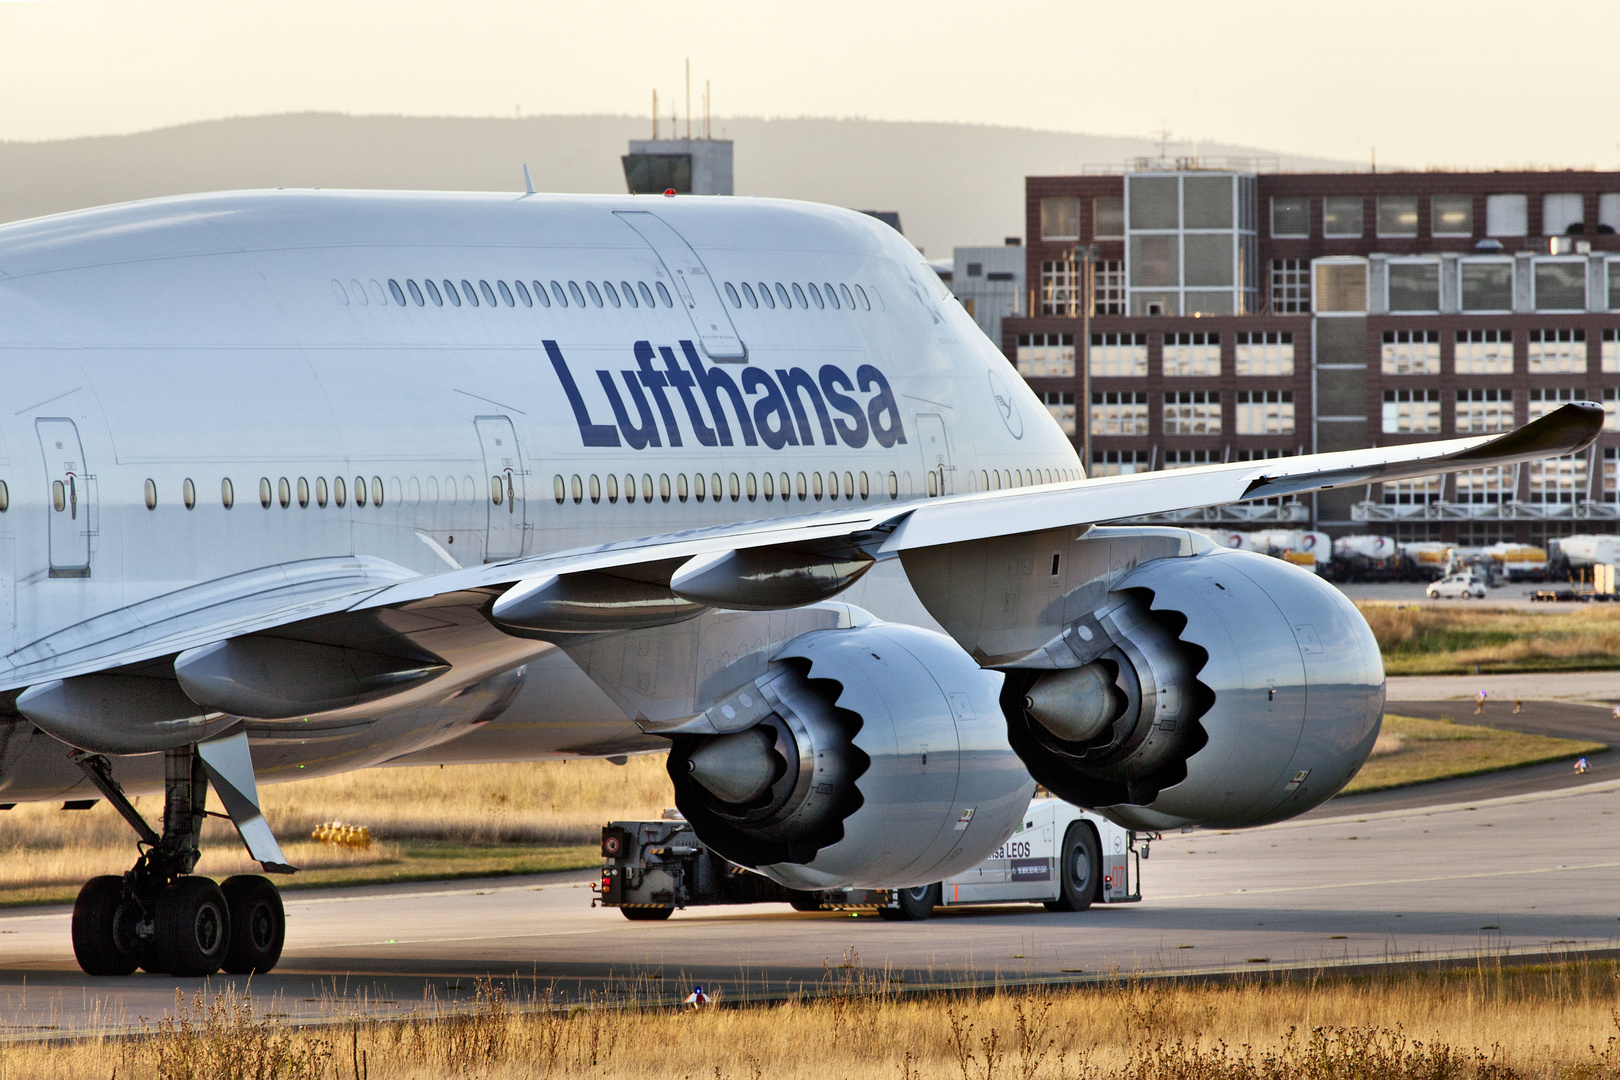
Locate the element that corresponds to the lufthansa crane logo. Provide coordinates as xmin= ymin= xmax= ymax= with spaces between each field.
xmin=988 ymin=369 xmax=1023 ymax=440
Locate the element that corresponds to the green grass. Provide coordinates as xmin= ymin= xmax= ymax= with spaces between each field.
xmin=1343 ymin=714 xmax=1605 ymax=794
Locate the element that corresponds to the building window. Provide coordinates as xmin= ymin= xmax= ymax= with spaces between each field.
xmin=1455 ymin=329 xmax=1513 ymax=374
xmin=1039 ymin=261 xmax=1080 ymax=316
xmin=1381 ymin=330 xmax=1441 ymax=375
xmin=1534 ymin=260 xmax=1587 ymax=311
xmin=1163 ymin=449 xmax=1218 ymax=469
xmin=1382 ymin=389 xmax=1441 ymax=434
xmin=1543 ymin=193 xmax=1584 ymax=236
xmin=1271 ymin=259 xmax=1309 ymax=313
xmin=1486 ymin=194 xmax=1528 ymax=237
xmin=1235 ymin=331 xmax=1295 ymax=376
xmin=1271 ymin=196 xmax=1308 ymax=238
xmin=1163 ymin=332 xmax=1221 ymax=376
xmin=1376 ymin=196 xmax=1419 ymax=237
xmin=1388 ymin=260 xmax=1440 ymax=312
xmin=1040 ymin=197 xmax=1080 ymax=241
xmin=1232 ymin=448 xmax=1298 ymax=505
xmin=1016 ymin=332 xmax=1075 ymax=377
xmin=1456 ymin=466 xmax=1514 ymax=504
xmin=1527 ymin=329 xmax=1586 ymax=374
xmin=1315 ymin=260 xmax=1367 ymax=313
xmin=1382 ymin=475 xmax=1442 ymax=505
xmin=1323 ymin=196 xmax=1363 ymax=237
xmin=1432 ymin=195 xmax=1473 ymax=237
xmin=1040 ymin=391 xmax=1076 ymax=434
xmin=1455 ymin=388 xmax=1514 ymax=433
xmin=1093 ymin=260 xmax=1125 ymax=315
xmin=1235 ymin=389 xmax=1294 ymax=435
xmin=1605 ymin=329 xmax=1620 ymax=373
xmin=1091 ymin=449 xmax=1150 ymax=477
xmin=1528 ymin=386 xmax=1585 ymax=421
xmin=1163 ymin=390 xmax=1221 ymax=435
xmin=1091 ymin=391 xmax=1150 ymax=436
xmin=1090 ymin=332 xmax=1147 ymax=377
xmin=1460 ymin=259 xmax=1514 ymax=312
xmin=1611 ymin=264 xmax=1620 ymax=311
xmin=1605 ymin=448 xmax=1620 ymax=503
xmin=1093 ymin=196 xmax=1124 ymax=240
xmin=1528 ymin=455 xmax=1586 ymax=503
xmin=1605 ymin=388 xmax=1620 ymax=432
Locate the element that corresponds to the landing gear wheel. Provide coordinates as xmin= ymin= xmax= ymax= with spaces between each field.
xmin=878 ymin=883 xmax=939 ymax=921
xmin=155 ymin=877 xmax=231 ymax=977
xmin=71 ymin=876 xmax=143 ymax=977
xmin=220 ymin=876 xmax=285 ymax=975
xmin=1045 ymin=823 xmax=1100 ymax=912
xmin=620 ymin=906 xmax=674 ymax=921
xmin=787 ymin=891 xmax=824 ymax=912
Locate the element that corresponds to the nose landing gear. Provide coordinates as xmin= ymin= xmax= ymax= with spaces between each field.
xmin=69 ymin=740 xmax=291 ymax=977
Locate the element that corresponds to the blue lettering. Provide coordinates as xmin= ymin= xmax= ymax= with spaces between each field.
xmin=859 ymin=364 xmax=906 ymax=448
xmin=634 ymin=341 xmax=682 ymax=448
xmin=777 ymin=368 xmax=836 ymax=447
xmin=545 ymin=341 xmax=621 ymax=448
xmin=744 ymin=368 xmax=798 ymax=451
xmin=819 ymin=366 xmax=869 ymax=448
xmin=598 ymin=369 xmax=662 ymax=450
xmin=660 ymin=346 xmax=718 ymax=447
xmin=682 ymin=341 xmax=758 ymax=448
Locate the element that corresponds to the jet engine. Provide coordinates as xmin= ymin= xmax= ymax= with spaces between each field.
xmin=1001 ymin=547 xmax=1384 ymax=830
xmin=666 ymin=623 xmax=1034 ymax=891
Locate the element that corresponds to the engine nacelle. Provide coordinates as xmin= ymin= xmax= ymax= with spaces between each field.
xmin=1002 ymin=547 xmax=1383 ymax=830
xmin=667 ymin=623 xmax=1034 ymax=890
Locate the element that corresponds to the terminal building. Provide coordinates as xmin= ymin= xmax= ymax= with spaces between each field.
xmin=1000 ymin=167 xmax=1620 ymax=547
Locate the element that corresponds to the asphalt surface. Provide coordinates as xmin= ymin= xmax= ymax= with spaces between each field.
xmin=3 ymin=707 xmax=1619 ymax=1037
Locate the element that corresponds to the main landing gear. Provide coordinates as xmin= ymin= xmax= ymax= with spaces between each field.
xmin=69 ymin=736 xmax=293 ymax=977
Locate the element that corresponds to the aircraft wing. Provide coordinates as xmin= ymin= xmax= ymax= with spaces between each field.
xmin=4 ymin=403 xmax=1599 ymax=706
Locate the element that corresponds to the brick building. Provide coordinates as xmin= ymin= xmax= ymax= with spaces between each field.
xmin=1002 ymin=167 xmax=1620 ymax=545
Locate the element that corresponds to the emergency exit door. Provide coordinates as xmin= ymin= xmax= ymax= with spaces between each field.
xmin=915 ymin=413 xmax=954 ymax=496
xmin=476 ymin=416 xmax=525 ymax=561
xmin=36 ymin=418 xmax=91 ymax=577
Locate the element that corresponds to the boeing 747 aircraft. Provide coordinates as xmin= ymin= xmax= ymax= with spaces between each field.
xmin=0 ymin=188 xmax=1599 ymax=978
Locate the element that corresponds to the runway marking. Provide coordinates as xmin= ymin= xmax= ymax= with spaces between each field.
xmin=1154 ymin=859 xmax=1620 ymax=900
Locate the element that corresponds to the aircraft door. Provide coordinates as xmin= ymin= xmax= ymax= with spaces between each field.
xmin=613 ymin=211 xmax=747 ymax=361
xmin=36 ymin=418 xmax=92 ymax=577
xmin=475 ymin=416 xmax=526 ymax=561
xmin=915 ymin=413 xmax=953 ymax=497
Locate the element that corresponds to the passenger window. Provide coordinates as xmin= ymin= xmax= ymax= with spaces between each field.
xmin=604 ymin=282 xmax=621 ymax=308
xmin=222 ymin=478 xmax=235 ymax=509
xmin=354 ymin=476 xmax=367 ymax=507
xmin=317 ymin=477 xmax=328 ymax=507
xmin=552 ymin=281 xmax=569 ymax=307
xmin=638 ymin=282 xmax=656 ymax=307
xmin=981 ymin=470 xmax=990 ymax=491
xmin=569 ymin=281 xmax=587 ymax=307
xmin=425 ymin=279 xmax=443 ymax=306
xmin=840 ymin=284 xmax=856 ymax=309
xmin=824 ymin=283 xmax=840 ymax=310
xmin=443 ymin=280 xmax=461 ymax=307
xmin=745 ymin=473 xmax=756 ymax=501
xmin=388 ymin=280 xmax=406 ymax=305
xmin=711 ymin=473 xmax=722 ymax=502
xmin=259 ymin=478 xmax=272 ymax=508
xmin=844 ymin=471 xmax=854 ymax=500
xmin=332 ymin=279 xmax=349 ymax=305
xmin=183 ymin=478 xmax=196 ymax=509
xmin=813 ymin=471 xmax=824 ymax=500
xmin=807 ymin=283 xmax=824 ymax=309
xmin=52 ymin=480 xmax=65 ymax=512
xmin=827 ymin=471 xmax=838 ymax=499
xmin=144 ymin=479 xmax=157 ymax=511
xmin=586 ymin=281 xmax=603 ymax=307
xmin=479 ymin=281 xmax=498 ymax=306
xmin=642 ymin=474 xmax=654 ymax=502
xmin=859 ymin=471 xmax=870 ymax=499
xmin=568 ymin=475 xmax=580 ymax=504
xmin=678 ymin=473 xmax=689 ymax=502
xmin=498 ymin=281 xmax=515 ymax=307
xmin=463 ymin=475 xmax=475 ymax=501
xmin=775 ymin=283 xmax=793 ymax=308
xmin=368 ymin=279 xmax=387 ymax=305
xmin=694 ymin=473 xmax=706 ymax=500
xmin=532 ymin=281 xmax=551 ymax=308
xmin=334 ymin=476 xmax=346 ymax=507
xmin=792 ymin=283 xmax=808 ymax=308
xmin=928 ymin=472 xmax=939 ymax=497
xmin=780 ymin=473 xmax=791 ymax=500
xmin=724 ymin=283 xmax=741 ymax=308
xmin=349 ymin=278 xmax=368 ymax=306
xmin=407 ymin=280 xmax=424 ymax=306
xmin=278 ymin=477 xmax=291 ymax=508
xmin=297 ymin=478 xmax=309 ymax=508
xmin=855 ymin=285 xmax=871 ymax=310
xmin=462 ymin=280 xmax=479 ymax=307
xmin=554 ymin=475 xmax=565 ymax=504
xmin=796 ymin=472 xmax=808 ymax=500
xmin=590 ymin=475 xmax=601 ymax=504
xmin=623 ymin=473 xmax=636 ymax=503
xmin=621 ymin=281 xmax=638 ymax=308
xmin=606 ymin=474 xmax=618 ymax=503
xmin=659 ymin=474 xmax=671 ymax=502
xmin=758 ymin=282 xmax=775 ymax=309
xmin=741 ymin=283 xmax=759 ymax=308
xmin=515 ymin=280 xmax=532 ymax=307
xmin=762 ymin=471 xmax=774 ymax=500
xmin=729 ymin=473 xmax=740 ymax=501
xmin=888 ymin=471 xmax=898 ymax=499
xmin=655 ymin=282 xmax=673 ymax=307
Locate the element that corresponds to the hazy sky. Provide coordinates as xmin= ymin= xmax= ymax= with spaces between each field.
xmin=1 ymin=0 xmax=1615 ymax=169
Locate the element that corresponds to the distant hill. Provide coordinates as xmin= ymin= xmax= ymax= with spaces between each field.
xmin=0 ymin=113 xmax=1353 ymax=257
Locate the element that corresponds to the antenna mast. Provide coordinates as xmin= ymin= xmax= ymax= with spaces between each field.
xmin=685 ymin=59 xmax=691 ymax=140
xmin=652 ymin=89 xmax=658 ymax=139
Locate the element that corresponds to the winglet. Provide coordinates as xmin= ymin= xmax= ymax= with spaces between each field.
xmin=522 ymin=164 xmax=536 ymax=196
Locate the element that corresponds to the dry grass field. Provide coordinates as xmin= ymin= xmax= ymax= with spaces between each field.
xmin=1342 ymin=713 xmax=1604 ymax=794
xmin=4 ymin=957 xmax=1618 ymax=1079
xmin=1360 ymin=602 xmax=1620 ymax=675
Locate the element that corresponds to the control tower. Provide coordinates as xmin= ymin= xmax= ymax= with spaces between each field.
xmin=623 ymin=138 xmax=733 ymax=196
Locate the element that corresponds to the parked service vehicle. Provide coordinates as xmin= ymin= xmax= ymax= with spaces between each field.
xmin=595 ymin=798 xmax=1142 ymax=920
xmin=1427 ymin=573 xmax=1488 ymax=599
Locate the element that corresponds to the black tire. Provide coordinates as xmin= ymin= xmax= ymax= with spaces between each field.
xmin=620 ymin=906 xmax=674 ymax=921
xmin=71 ymin=876 xmax=143 ymax=977
xmin=877 ymin=883 xmax=939 ymax=921
xmin=220 ymin=875 xmax=285 ymax=975
xmin=1045 ymin=822 xmax=1100 ymax=912
xmin=154 ymin=876 xmax=231 ymax=977
xmin=787 ymin=891 xmax=823 ymax=912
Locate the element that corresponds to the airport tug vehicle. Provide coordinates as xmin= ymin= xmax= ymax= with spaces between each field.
xmin=596 ymin=797 xmax=1143 ymax=920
